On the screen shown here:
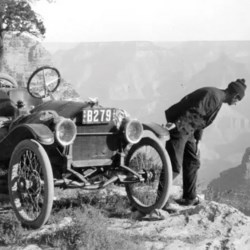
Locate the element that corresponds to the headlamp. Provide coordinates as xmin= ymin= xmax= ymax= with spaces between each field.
xmin=123 ymin=119 xmax=143 ymax=144
xmin=55 ymin=118 xmax=77 ymax=146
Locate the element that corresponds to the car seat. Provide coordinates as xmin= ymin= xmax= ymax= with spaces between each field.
xmin=0 ymin=89 xmax=16 ymax=140
xmin=0 ymin=89 xmax=17 ymax=117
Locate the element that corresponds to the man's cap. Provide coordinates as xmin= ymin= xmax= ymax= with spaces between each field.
xmin=228 ymin=79 xmax=247 ymax=100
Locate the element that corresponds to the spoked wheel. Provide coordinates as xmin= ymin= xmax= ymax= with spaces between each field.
xmin=125 ymin=137 xmax=172 ymax=214
xmin=8 ymin=139 xmax=54 ymax=229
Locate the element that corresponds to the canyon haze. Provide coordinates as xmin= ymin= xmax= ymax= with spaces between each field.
xmin=3 ymin=36 xmax=250 ymax=188
xmin=45 ymin=40 xmax=250 ymax=188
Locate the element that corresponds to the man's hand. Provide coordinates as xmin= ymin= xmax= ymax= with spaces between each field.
xmin=196 ymin=140 xmax=201 ymax=156
xmin=165 ymin=122 xmax=176 ymax=130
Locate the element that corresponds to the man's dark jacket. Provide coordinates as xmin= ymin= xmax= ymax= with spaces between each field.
xmin=165 ymin=87 xmax=225 ymax=140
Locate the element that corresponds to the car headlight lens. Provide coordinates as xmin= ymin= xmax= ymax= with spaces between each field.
xmin=55 ymin=118 xmax=77 ymax=146
xmin=124 ymin=119 xmax=143 ymax=144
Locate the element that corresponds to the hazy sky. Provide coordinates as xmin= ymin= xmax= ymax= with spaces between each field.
xmin=33 ymin=0 xmax=250 ymax=43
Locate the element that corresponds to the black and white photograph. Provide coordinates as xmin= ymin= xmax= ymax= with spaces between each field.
xmin=0 ymin=0 xmax=250 ymax=249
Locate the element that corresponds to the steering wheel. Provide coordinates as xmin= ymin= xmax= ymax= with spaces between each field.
xmin=27 ymin=66 xmax=61 ymax=99
xmin=0 ymin=73 xmax=18 ymax=88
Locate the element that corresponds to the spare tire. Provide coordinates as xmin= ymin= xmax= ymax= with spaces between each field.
xmin=0 ymin=73 xmax=18 ymax=88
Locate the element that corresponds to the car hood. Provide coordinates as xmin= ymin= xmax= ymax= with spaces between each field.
xmin=11 ymin=100 xmax=130 ymax=130
xmin=31 ymin=100 xmax=90 ymax=119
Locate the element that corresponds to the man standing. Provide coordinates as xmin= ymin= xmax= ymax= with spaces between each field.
xmin=164 ymin=79 xmax=247 ymax=206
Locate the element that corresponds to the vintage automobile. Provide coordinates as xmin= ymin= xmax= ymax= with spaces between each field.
xmin=0 ymin=66 xmax=172 ymax=229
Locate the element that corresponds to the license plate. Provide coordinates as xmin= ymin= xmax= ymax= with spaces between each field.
xmin=82 ymin=108 xmax=114 ymax=124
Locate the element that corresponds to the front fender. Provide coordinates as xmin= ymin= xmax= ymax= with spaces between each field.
xmin=0 ymin=124 xmax=54 ymax=162
xmin=10 ymin=124 xmax=54 ymax=145
xmin=143 ymin=122 xmax=170 ymax=141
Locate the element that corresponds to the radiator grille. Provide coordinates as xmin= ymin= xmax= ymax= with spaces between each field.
xmin=72 ymin=124 xmax=120 ymax=161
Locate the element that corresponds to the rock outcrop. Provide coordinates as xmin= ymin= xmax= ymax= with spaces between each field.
xmin=109 ymin=200 xmax=250 ymax=250
xmin=2 ymin=186 xmax=250 ymax=249
xmin=2 ymin=34 xmax=79 ymax=100
xmin=3 ymin=34 xmax=52 ymax=84
xmin=205 ymin=147 xmax=250 ymax=215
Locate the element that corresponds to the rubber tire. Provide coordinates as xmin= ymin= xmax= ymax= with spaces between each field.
xmin=125 ymin=136 xmax=172 ymax=214
xmin=0 ymin=73 xmax=18 ymax=88
xmin=8 ymin=139 xmax=54 ymax=229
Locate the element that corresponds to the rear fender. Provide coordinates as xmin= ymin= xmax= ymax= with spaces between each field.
xmin=143 ymin=122 xmax=170 ymax=142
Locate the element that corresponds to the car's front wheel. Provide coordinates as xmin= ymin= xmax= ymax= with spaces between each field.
xmin=8 ymin=139 xmax=54 ymax=229
xmin=125 ymin=137 xmax=172 ymax=214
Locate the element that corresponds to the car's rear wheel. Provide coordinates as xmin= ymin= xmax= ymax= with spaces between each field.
xmin=125 ymin=137 xmax=172 ymax=214
xmin=8 ymin=139 xmax=54 ymax=229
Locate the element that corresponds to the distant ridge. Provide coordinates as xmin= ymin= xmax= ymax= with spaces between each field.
xmin=42 ymin=42 xmax=79 ymax=54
